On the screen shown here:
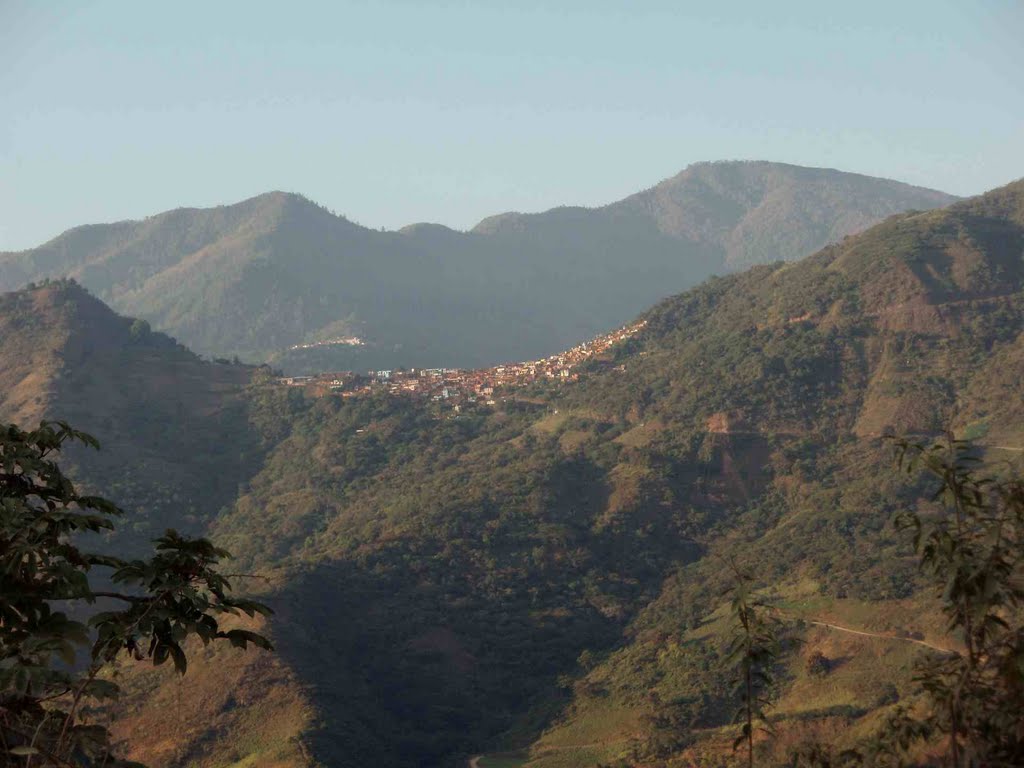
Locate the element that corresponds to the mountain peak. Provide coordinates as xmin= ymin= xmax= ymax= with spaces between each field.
xmin=469 ymin=161 xmax=957 ymax=268
xmin=0 ymin=162 xmax=962 ymax=368
xmin=242 ymin=189 xmax=320 ymax=211
xmin=398 ymin=222 xmax=461 ymax=237
xmin=17 ymin=277 xmax=121 ymax=327
xmin=0 ymin=280 xmax=126 ymax=425
xmin=218 ymin=190 xmax=337 ymax=225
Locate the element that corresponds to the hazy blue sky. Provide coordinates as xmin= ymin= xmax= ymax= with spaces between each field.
xmin=1 ymin=0 xmax=1021 ymax=249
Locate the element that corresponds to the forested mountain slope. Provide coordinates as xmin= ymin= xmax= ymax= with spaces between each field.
xmin=0 ymin=279 xmax=259 ymax=548
xmin=473 ymin=160 xmax=955 ymax=271
xmin=0 ymin=163 xmax=956 ymax=371
xmin=95 ymin=178 xmax=1023 ymax=767
xmin=515 ymin=178 xmax=1024 ymax=765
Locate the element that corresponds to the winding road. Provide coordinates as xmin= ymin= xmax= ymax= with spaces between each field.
xmin=799 ymin=616 xmax=955 ymax=654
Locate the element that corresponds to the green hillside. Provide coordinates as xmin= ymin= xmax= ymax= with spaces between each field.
xmin=0 ymin=279 xmax=260 ymax=552
xmin=0 ymin=163 xmax=956 ymax=371
xmin=2 ymin=178 xmax=1020 ymax=768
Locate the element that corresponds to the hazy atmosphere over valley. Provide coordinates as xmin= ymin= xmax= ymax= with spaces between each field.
xmin=2 ymin=3 xmax=1023 ymax=768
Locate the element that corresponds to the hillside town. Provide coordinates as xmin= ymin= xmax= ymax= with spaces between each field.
xmin=277 ymin=320 xmax=646 ymax=406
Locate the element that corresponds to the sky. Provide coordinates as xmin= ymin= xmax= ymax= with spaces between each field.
xmin=1 ymin=1 xmax=1022 ymax=250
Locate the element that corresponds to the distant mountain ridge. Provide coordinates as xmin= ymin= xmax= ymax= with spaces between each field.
xmin=0 ymin=162 xmax=958 ymax=370
xmin=473 ymin=160 xmax=956 ymax=269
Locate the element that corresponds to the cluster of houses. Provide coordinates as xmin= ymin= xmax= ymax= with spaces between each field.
xmin=288 ymin=335 xmax=365 ymax=351
xmin=277 ymin=320 xmax=646 ymax=407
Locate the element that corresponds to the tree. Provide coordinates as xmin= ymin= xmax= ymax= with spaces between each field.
xmin=724 ymin=563 xmax=781 ymax=768
xmin=805 ymin=651 xmax=830 ymax=678
xmin=0 ymin=421 xmax=273 ymax=767
xmin=128 ymin=319 xmax=150 ymax=341
xmin=885 ymin=435 xmax=1024 ymax=767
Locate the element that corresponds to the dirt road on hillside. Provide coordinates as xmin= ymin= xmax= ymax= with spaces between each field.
xmin=804 ymin=618 xmax=955 ymax=654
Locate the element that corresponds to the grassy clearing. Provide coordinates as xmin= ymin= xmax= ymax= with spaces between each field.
xmin=558 ymin=429 xmax=592 ymax=451
xmin=535 ymin=697 xmax=642 ymax=749
xmin=526 ymin=743 xmax=626 ymax=768
xmin=478 ymin=752 xmax=531 ymax=768
xmin=612 ymin=419 xmax=663 ymax=448
xmin=530 ymin=411 xmax=570 ymax=434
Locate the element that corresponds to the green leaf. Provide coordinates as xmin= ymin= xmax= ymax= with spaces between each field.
xmin=153 ymin=643 xmax=170 ymax=666
xmin=218 ymin=628 xmax=274 ymax=651
xmin=169 ymin=643 xmax=188 ymax=675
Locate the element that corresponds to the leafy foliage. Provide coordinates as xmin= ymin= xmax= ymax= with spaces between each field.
xmin=0 ymin=421 xmax=271 ymax=767
xmin=884 ymin=436 xmax=1024 ymax=766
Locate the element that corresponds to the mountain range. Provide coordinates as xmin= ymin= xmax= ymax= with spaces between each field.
xmin=1 ymin=173 xmax=1021 ymax=766
xmin=0 ymin=162 xmax=957 ymax=372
